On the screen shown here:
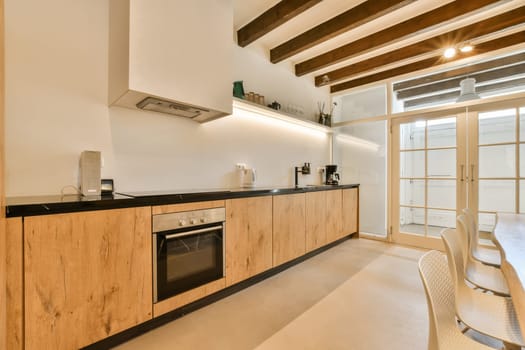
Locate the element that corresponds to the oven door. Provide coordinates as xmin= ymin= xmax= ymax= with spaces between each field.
xmin=154 ymin=223 xmax=224 ymax=303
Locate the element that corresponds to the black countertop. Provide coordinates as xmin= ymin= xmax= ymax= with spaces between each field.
xmin=6 ymin=184 xmax=359 ymax=217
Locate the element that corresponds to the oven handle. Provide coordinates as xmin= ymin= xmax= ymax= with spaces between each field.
xmin=162 ymin=224 xmax=223 ymax=240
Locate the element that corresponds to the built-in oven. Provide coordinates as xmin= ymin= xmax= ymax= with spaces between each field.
xmin=153 ymin=207 xmax=225 ymax=303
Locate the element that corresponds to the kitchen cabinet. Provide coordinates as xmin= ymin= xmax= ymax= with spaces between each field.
xmin=273 ymin=193 xmax=306 ymax=266
xmin=6 ymin=218 xmax=23 ymax=350
xmin=326 ymin=190 xmax=344 ymax=243
xmin=305 ymin=191 xmax=327 ymax=252
xmin=23 ymin=207 xmax=152 ymax=350
xmin=225 ymin=197 xmax=273 ymax=286
xmin=342 ymin=188 xmax=359 ymax=236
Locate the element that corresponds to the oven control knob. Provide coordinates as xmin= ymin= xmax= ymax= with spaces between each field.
xmin=179 ymin=219 xmax=186 ymax=226
xmin=190 ymin=218 xmax=197 ymax=225
xmin=200 ymin=217 xmax=206 ymax=223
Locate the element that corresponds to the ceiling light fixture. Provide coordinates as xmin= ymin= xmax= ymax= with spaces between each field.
xmin=456 ymin=78 xmax=480 ymax=102
xmin=444 ymin=47 xmax=456 ymax=59
xmin=460 ymin=44 xmax=473 ymax=53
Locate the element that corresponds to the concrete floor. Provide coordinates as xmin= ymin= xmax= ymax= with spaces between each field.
xmin=113 ymin=238 xmax=499 ymax=350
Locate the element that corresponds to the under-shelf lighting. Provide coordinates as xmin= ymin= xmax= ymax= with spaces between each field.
xmin=232 ymin=98 xmax=332 ymax=135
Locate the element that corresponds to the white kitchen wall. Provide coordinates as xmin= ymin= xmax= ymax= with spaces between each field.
xmin=4 ymin=0 xmax=330 ymax=196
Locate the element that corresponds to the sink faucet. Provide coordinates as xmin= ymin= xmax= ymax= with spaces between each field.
xmin=295 ymin=162 xmax=311 ymax=188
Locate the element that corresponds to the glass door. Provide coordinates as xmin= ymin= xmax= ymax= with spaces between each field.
xmin=468 ymin=107 xmax=525 ymax=239
xmin=392 ymin=114 xmax=466 ymax=249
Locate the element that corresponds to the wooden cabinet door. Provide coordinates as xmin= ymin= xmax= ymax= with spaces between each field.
xmin=343 ymin=188 xmax=359 ymax=236
xmin=273 ymin=193 xmax=306 ymax=266
xmin=326 ymin=190 xmax=343 ymax=243
xmin=24 ymin=207 xmax=152 ymax=350
xmin=306 ymin=191 xmax=327 ymax=252
xmin=225 ymin=197 xmax=272 ymax=286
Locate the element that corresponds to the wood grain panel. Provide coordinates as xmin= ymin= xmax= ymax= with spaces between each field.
xmin=317 ymin=7 xmax=525 ymax=86
xmin=0 ymin=0 xmax=5 ymax=348
xmin=152 ymin=200 xmax=224 ymax=215
xmin=305 ymin=191 xmax=327 ymax=252
xmin=0 ymin=219 xmax=5 ymax=350
xmin=295 ymin=0 xmax=502 ymax=76
xmin=237 ymin=0 xmax=321 ymax=47
xmin=270 ymin=0 xmax=415 ymax=63
xmin=273 ymin=193 xmax=306 ymax=266
xmin=331 ymin=31 xmax=525 ymax=93
xmin=225 ymin=197 xmax=273 ymax=286
xmin=342 ymin=188 xmax=358 ymax=236
xmin=24 ymin=207 xmax=152 ymax=350
xmin=153 ymin=278 xmax=226 ymax=317
xmin=6 ymin=218 xmax=23 ymax=350
xmin=326 ymin=190 xmax=343 ymax=243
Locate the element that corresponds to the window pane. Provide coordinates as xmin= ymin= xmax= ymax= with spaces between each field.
xmin=519 ymin=107 xmax=525 ymax=141
xmin=428 ymin=149 xmax=455 ymax=178
xmin=335 ymin=121 xmax=387 ymax=236
xmin=520 ymin=144 xmax=525 ymax=178
xmin=520 ymin=180 xmax=525 ymax=213
xmin=478 ymin=180 xmax=515 ymax=212
xmin=428 ymin=180 xmax=455 ymax=209
xmin=400 ymin=121 xmax=424 ymax=150
xmin=400 ymin=179 xmax=424 ymax=206
xmin=428 ymin=117 xmax=456 ymax=148
xmin=332 ymin=85 xmax=386 ymax=123
xmin=427 ymin=209 xmax=456 ymax=237
xmin=400 ymin=151 xmax=424 ymax=178
xmin=478 ymin=109 xmax=516 ymax=144
xmin=400 ymin=207 xmax=425 ymax=236
xmin=479 ymin=145 xmax=515 ymax=178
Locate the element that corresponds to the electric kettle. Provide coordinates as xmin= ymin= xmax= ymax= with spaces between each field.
xmin=241 ymin=168 xmax=257 ymax=188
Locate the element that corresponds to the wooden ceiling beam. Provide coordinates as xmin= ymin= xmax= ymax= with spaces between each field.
xmin=317 ymin=6 xmax=525 ymax=87
xmin=269 ymin=0 xmax=415 ymax=63
xmin=397 ymin=62 xmax=525 ymax=99
xmin=404 ymin=76 xmax=525 ymax=108
xmin=394 ymin=52 xmax=525 ymax=91
xmin=237 ymin=0 xmax=322 ymax=47
xmin=330 ymin=31 xmax=525 ymax=94
xmin=295 ymin=0 xmax=503 ymax=76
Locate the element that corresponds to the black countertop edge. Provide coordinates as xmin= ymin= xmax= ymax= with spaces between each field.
xmin=6 ymin=184 xmax=359 ymax=217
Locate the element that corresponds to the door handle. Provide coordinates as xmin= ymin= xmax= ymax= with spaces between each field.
xmin=470 ymin=164 xmax=475 ymax=182
xmin=460 ymin=165 xmax=464 ymax=182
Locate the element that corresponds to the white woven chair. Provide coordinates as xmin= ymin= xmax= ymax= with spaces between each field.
xmin=457 ymin=215 xmax=509 ymax=296
xmin=463 ymin=208 xmax=501 ymax=267
xmin=418 ymin=250 xmax=495 ymax=350
xmin=441 ymin=228 xmax=524 ymax=349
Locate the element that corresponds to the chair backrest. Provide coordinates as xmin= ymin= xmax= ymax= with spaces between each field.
xmin=456 ymin=215 xmax=472 ymax=267
xmin=463 ymin=208 xmax=479 ymax=253
xmin=418 ymin=250 xmax=494 ymax=350
xmin=418 ymin=250 xmax=453 ymax=350
xmin=440 ymin=227 xmax=469 ymax=296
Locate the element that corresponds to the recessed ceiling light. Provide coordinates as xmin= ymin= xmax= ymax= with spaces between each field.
xmin=444 ymin=47 xmax=456 ymax=59
xmin=460 ymin=45 xmax=473 ymax=53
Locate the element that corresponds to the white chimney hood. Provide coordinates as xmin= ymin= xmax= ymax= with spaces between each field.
xmin=109 ymin=0 xmax=233 ymax=123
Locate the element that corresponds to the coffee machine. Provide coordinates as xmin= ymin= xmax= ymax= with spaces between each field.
xmin=325 ymin=165 xmax=340 ymax=185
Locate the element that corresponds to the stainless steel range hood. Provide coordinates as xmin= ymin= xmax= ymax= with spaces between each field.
xmin=109 ymin=0 xmax=232 ymax=123
xmin=136 ymin=97 xmax=227 ymax=123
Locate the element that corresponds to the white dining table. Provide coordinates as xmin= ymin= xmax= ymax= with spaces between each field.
xmin=493 ymin=213 xmax=525 ymax=335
